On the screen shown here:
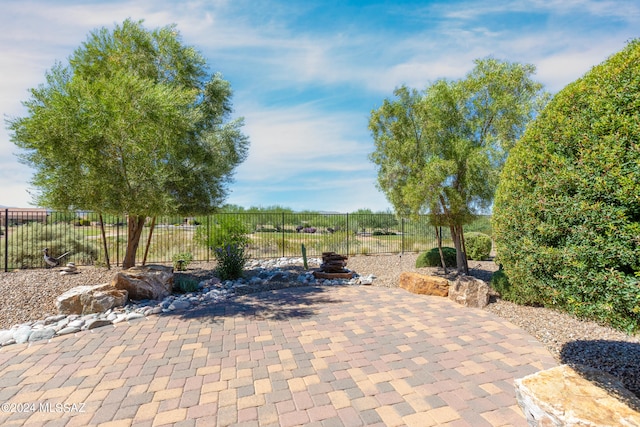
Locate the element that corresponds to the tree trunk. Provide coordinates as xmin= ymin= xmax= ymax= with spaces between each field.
xmin=98 ymin=213 xmax=111 ymax=270
xmin=123 ymin=215 xmax=146 ymax=269
xmin=434 ymin=225 xmax=448 ymax=274
xmin=142 ymin=216 xmax=156 ymax=266
xmin=450 ymin=223 xmax=469 ymax=275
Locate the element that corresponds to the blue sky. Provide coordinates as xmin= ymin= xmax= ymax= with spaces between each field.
xmin=1 ymin=0 xmax=638 ymax=212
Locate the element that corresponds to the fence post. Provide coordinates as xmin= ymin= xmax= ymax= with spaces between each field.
xmin=3 ymin=209 xmax=7 ymax=272
xmin=401 ymin=218 xmax=405 ymax=256
xmin=116 ymin=218 xmax=120 ymax=267
xmin=281 ymin=212 xmax=285 ymax=258
xmin=346 ymin=213 xmax=349 ymax=256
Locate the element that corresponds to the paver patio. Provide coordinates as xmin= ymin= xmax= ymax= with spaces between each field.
xmin=0 ymin=285 xmax=557 ymax=426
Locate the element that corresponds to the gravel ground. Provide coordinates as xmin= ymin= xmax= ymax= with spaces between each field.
xmin=1 ymin=253 xmax=639 ymax=397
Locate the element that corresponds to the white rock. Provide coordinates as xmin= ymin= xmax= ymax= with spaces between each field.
xmin=56 ymin=326 xmax=81 ymax=336
xmin=28 ymin=328 xmax=56 ymax=342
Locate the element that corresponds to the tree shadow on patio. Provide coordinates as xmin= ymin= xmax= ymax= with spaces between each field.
xmin=166 ymin=285 xmax=344 ymax=323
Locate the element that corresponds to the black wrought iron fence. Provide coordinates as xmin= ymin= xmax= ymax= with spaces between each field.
xmin=1 ymin=209 xmax=444 ymax=271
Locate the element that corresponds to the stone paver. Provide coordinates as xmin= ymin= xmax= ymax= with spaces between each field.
xmin=0 ymin=286 xmax=557 ymax=426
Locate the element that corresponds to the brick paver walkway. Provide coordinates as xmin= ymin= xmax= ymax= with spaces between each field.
xmin=0 ymin=285 xmax=556 ymax=426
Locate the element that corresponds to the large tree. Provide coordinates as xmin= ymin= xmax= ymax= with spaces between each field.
xmin=8 ymin=19 xmax=249 ymax=268
xmin=369 ymin=58 xmax=546 ymax=273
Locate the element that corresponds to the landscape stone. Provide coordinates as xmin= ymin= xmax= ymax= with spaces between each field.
xmin=28 ymin=328 xmax=56 ymax=342
xmin=0 ymin=330 xmax=14 ymax=345
xmin=448 ymin=275 xmax=491 ymax=308
xmin=111 ymin=264 xmax=173 ymax=300
xmin=515 ymin=364 xmax=640 ymax=426
xmin=56 ymin=283 xmax=128 ymax=315
xmin=13 ymin=326 xmax=32 ymax=344
xmin=399 ymin=272 xmax=449 ymax=296
xmin=56 ymin=326 xmax=81 ymax=336
xmin=84 ymin=319 xmax=113 ymax=330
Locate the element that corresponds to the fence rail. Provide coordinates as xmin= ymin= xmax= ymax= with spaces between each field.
xmin=1 ymin=209 xmax=446 ymax=271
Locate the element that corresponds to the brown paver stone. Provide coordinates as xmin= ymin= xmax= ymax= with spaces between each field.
xmin=0 ymin=286 xmax=556 ymax=426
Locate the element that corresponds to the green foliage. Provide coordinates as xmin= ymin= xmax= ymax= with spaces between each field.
xmin=301 ymin=244 xmax=308 ymax=270
xmin=8 ymin=19 xmax=248 ymax=268
xmin=369 ymin=58 xmax=547 ymax=272
xmin=171 ymin=252 xmax=193 ymax=271
xmin=489 ymin=268 xmax=540 ymax=304
xmin=195 ymin=215 xmax=250 ymax=250
xmin=8 ymin=223 xmax=98 ymax=268
xmin=464 ymin=215 xmax=492 ymax=236
xmin=214 ymin=244 xmax=248 ymax=281
xmin=493 ymin=40 xmax=640 ymax=333
xmin=416 ymin=247 xmax=457 ymax=268
xmin=465 ymin=232 xmax=492 ymax=260
xmin=174 ymin=276 xmax=200 ymax=293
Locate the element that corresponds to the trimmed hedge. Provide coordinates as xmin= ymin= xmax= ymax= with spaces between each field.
xmin=493 ymin=40 xmax=640 ymax=332
xmin=416 ymin=247 xmax=457 ymax=268
xmin=465 ymin=232 xmax=492 ymax=260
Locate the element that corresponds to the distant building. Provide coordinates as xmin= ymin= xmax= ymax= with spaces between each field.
xmin=0 ymin=208 xmax=49 ymax=226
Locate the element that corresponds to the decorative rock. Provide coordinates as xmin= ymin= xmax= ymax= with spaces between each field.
xmin=448 ymin=276 xmax=491 ymax=308
xmin=125 ymin=312 xmax=145 ymax=321
xmin=0 ymin=330 xmax=14 ymax=345
xmin=56 ymin=326 xmax=81 ymax=336
xmin=28 ymin=328 xmax=56 ymax=342
xmin=168 ymin=300 xmax=190 ymax=311
xmin=515 ymin=364 xmax=640 ymax=427
xmin=13 ymin=326 xmax=32 ymax=344
xmin=399 ymin=272 xmax=449 ymax=297
xmin=111 ymin=265 xmax=173 ymax=301
xmin=84 ymin=319 xmax=113 ymax=330
xmin=356 ymin=274 xmax=376 ymax=285
xmin=56 ymin=283 xmax=128 ymax=315
xmin=44 ymin=314 xmax=67 ymax=325
xmin=60 ymin=262 xmax=79 ymax=275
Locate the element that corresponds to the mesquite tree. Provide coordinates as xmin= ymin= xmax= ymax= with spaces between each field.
xmin=369 ymin=58 xmax=546 ymax=273
xmin=9 ymin=19 xmax=249 ymax=268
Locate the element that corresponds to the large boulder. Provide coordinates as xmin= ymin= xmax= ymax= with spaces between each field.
xmin=111 ymin=265 xmax=173 ymax=301
xmin=515 ymin=364 xmax=640 ymax=426
xmin=56 ymin=283 xmax=128 ymax=315
xmin=448 ymin=276 xmax=490 ymax=308
xmin=399 ymin=272 xmax=449 ymax=297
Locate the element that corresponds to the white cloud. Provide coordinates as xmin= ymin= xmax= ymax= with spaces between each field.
xmin=235 ymin=102 xmax=372 ymax=183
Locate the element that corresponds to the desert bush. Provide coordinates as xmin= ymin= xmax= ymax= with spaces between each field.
xmin=174 ymin=276 xmax=200 ymax=293
xmin=214 ymin=243 xmax=248 ymax=281
xmin=416 ymin=247 xmax=457 ymax=268
xmin=195 ymin=215 xmax=250 ymax=249
xmin=493 ymin=39 xmax=640 ymax=332
xmin=171 ymin=252 xmax=193 ymax=271
xmin=465 ymin=232 xmax=492 ymax=260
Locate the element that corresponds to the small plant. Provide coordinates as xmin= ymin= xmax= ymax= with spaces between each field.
xmin=301 ymin=243 xmax=308 ymax=270
xmin=172 ymin=252 xmax=193 ymax=271
xmin=174 ymin=276 xmax=200 ymax=293
xmin=416 ymin=247 xmax=457 ymax=268
xmin=214 ymin=243 xmax=248 ymax=281
xmin=465 ymin=232 xmax=492 ymax=260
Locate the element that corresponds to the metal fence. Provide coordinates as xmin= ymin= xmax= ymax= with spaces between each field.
xmin=1 ymin=209 xmax=442 ymax=271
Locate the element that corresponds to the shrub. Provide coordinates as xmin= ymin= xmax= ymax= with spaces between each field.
xmin=493 ymin=39 xmax=640 ymax=333
xmin=214 ymin=243 xmax=248 ymax=281
xmin=416 ymin=247 xmax=457 ymax=268
xmin=171 ymin=252 xmax=193 ymax=271
xmin=465 ymin=232 xmax=492 ymax=260
xmin=194 ymin=215 xmax=250 ymax=249
xmin=174 ymin=276 xmax=200 ymax=293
